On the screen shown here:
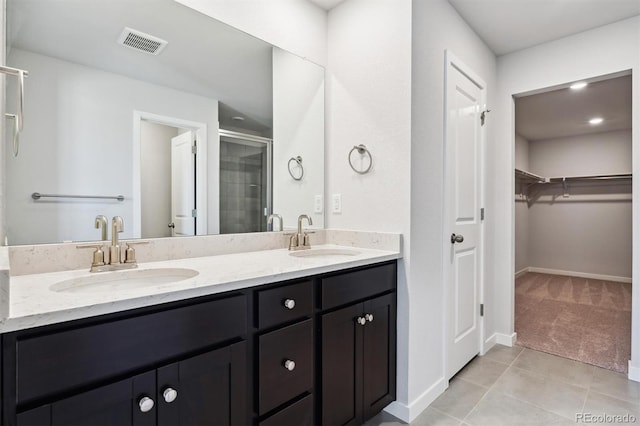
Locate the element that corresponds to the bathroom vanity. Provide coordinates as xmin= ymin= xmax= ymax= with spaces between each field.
xmin=0 ymin=245 xmax=398 ymax=426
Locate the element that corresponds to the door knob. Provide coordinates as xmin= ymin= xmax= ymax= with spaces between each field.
xmin=168 ymin=222 xmax=175 ymax=228
xmin=450 ymin=233 xmax=464 ymax=244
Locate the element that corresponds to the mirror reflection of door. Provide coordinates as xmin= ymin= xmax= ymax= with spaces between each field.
xmin=219 ymin=130 xmax=272 ymax=234
xmin=140 ymin=121 xmax=195 ymax=238
xmin=171 ymin=131 xmax=196 ymax=237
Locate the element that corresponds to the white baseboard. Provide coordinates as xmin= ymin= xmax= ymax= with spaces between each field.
xmin=515 ymin=267 xmax=530 ymax=278
xmin=482 ymin=333 xmax=497 ymax=355
xmin=384 ymin=377 xmax=447 ymax=423
xmin=629 ymin=361 xmax=640 ymax=382
xmin=525 ymin=267 xmax=631 ymax=284
xmin=495 ymin=332 xmax=517 ymax=346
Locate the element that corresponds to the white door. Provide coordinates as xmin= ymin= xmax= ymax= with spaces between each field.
xmin=444 ymin=52 xmax=485 ymax=379
xmin=170 ymin=131 xmax=196 ymax=237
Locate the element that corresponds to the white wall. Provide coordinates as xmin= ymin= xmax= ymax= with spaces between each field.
xmin=514 ymin=133 xmax=529 ymax=274
xmin=0 ymin=0 xmax=6 ymax=245
xmin=6 ymin=49 xmax=219 ymax=244
xmin=326 ymin=0 xmax=412 ymax=417
xmin=525 ymin=130 xmax=632 ymax=279
xmin=377 ymin=0 xmax=495 ymax=421
xmin=175 ymin=0 xmax=327 ymax=67
xmin=529 ymin=130 xmax=632 ymax=177
xmin=140 ymin=121 xmax=176 ymax=239
xmin=514 ymin=133 xmax=529 ymax=171
xmin=493 ymin=16 xmax=640 ymax=379
xmin=272 ymin=47 xmax=325 ymax=229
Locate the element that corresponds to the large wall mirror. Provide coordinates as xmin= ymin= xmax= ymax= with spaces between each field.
xmin=5 ymin=0 xmax=325 ymax=245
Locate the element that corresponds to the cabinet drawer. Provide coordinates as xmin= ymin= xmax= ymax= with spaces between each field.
xmin=15 ymin=294 xmax=246 ymax=406
xmin=259 ymin=394 xmax=314 ymax=426
xmin=321 ymin=262 xmax=396 ymax=309
xmin=258 ymin=280 xmax=313 ymax=329
xmin=258 ymin=319 xmax=313 ymax=415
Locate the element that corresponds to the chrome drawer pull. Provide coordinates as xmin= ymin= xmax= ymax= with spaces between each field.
xmin=283 ymin=298 xmax=296 ymax=310
xmin=138 ymin=396 xmax=155 ymax=413
xmin=284 ymin=359 xmax=296 ymax=371
xmin=163 ymin=387 xmax=178 ymax=403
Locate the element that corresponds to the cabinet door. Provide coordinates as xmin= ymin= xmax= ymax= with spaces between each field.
xmin=320 ymin=303 xmax=363 ymax=426
xmin=157 ymin=341 xmax=247 ymax=426
xmin=362 ymin=293 xmax=396 ymax=421
xmin=17 ymin=371 xmax=156 ymax=426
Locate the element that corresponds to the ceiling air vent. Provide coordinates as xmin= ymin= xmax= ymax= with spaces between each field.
xmin=117 ymin=27 xmax=168 ymax=55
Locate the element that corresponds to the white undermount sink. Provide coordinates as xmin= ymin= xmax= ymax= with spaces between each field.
xmin=289 ymin=248 xmax=361 ymax=258
xmin=50 ymin=268 xmax=199 ymax=294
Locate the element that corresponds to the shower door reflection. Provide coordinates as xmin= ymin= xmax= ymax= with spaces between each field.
xmin=219 ymin=130 xmax=272 ymax=234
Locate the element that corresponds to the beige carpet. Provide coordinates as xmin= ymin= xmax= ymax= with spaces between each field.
xmin=515 ymin=272 xmax=631 ymax=373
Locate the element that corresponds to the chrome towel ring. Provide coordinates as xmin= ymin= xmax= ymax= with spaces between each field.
xmin=288 ymin=156 xmax=304 ymax=181
xmin=348 ymin=144 xmax=372 ymax=174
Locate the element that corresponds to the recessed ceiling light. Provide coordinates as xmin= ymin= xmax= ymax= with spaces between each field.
xmin=231 ymin=116 xmax=245 ymax=121
xmin=589 ymin=117 xmax=603 ymax=125
xmin=570 ymin=82 xmax=588 ymax=90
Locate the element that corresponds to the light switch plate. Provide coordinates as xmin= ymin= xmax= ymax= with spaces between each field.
xmin=314 ymin=195 xmax=323 ymax=213
xmin=332 ymin=194 xmax=342 ymax=214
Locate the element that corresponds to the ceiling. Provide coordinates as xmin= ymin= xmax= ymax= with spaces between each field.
xmin=515 ymin=74 xmax=632 ymax=141
xmin=447 ymin=0 xmax=640 ymax=55
xmin=307 ymin=0 xmax=347 ymax=11
xmin=7 ymin=0 xmax=274 ymax=131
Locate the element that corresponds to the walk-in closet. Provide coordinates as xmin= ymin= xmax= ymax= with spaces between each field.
xmin=514 ymin=73 xmax=632 ymax=373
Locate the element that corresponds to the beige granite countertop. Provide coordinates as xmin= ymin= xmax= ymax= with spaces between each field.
xmin=2 ymin=244 xmax=400 ymax=333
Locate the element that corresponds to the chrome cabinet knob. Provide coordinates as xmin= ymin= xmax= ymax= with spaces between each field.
xmin=283 ymin=298 xmax=296 ymax=310
xmin=138 ymin=396 xmax=155 ymax=413
xmin=450 ymin=233 xmax=464 ymax=244
xmin=162 ymin=387 xmax=178 ymax=403
xmin=284 ymin=359 xmax=296 ymax=371
xmin=168 ymin=222 xmax=175 ymax=229
xmin=357 ymin=317 xmax=366 ymax=326
xmin=365 ymin=313 xmax=374 ymax=323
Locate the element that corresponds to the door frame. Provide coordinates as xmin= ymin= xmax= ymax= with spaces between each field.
xmin=133 ymin=111 xmax=208 ymax=238
xmin=443 ymin=50 xmax=487 ymax=380
xmin=508 ymin=69 xmax=636 ymax=378
xmin=219 ymin=129 xmax=273 ymax=228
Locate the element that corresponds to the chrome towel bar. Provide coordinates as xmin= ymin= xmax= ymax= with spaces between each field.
xmin=32 ymin=193 xmax=125 ymax=201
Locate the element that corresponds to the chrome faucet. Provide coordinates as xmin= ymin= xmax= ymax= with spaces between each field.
xmin=94 ymin=215 xmax=108 ymax=241
xmin=110 ymin=216 xmax=124 ymax=265
xmin=289 ymin=214 xmax=313 ymax=250
xmin=267 ymin=214 xmax=283 ymax=232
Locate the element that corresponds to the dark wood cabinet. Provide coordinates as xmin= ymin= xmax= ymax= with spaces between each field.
xmin=15 ymin=343 xmax=247 ymax=426
xmin=17 ymin=371 xmax=156 ymax=426
xmin=156 ymin=342 xmax=247 ymax=426
xmin=3 ymin=260 xmax=397 ymax=426
xmin=321 ymin=293 xmax=396 ymax=426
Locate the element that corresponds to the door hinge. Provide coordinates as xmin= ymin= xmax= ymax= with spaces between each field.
xmin=192 ymin=144 xmax=197 ymax=155
xmin=481 ymin=208 xmax=485 ymax=221
xmin=480 ymin=304 xmax=484 ymax=317
xmin=192 ymin=209 xmax=197 ymax=218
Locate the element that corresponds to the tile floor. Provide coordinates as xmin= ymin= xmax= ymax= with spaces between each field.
xmin=366 ymin=345 xmax=640 ymax=425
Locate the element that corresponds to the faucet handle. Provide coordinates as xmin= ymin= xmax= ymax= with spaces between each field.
xmin=76 ymin=244 xmax=106 ymax=268
xmin=123 ymin=241 xmax=148 ymax=264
